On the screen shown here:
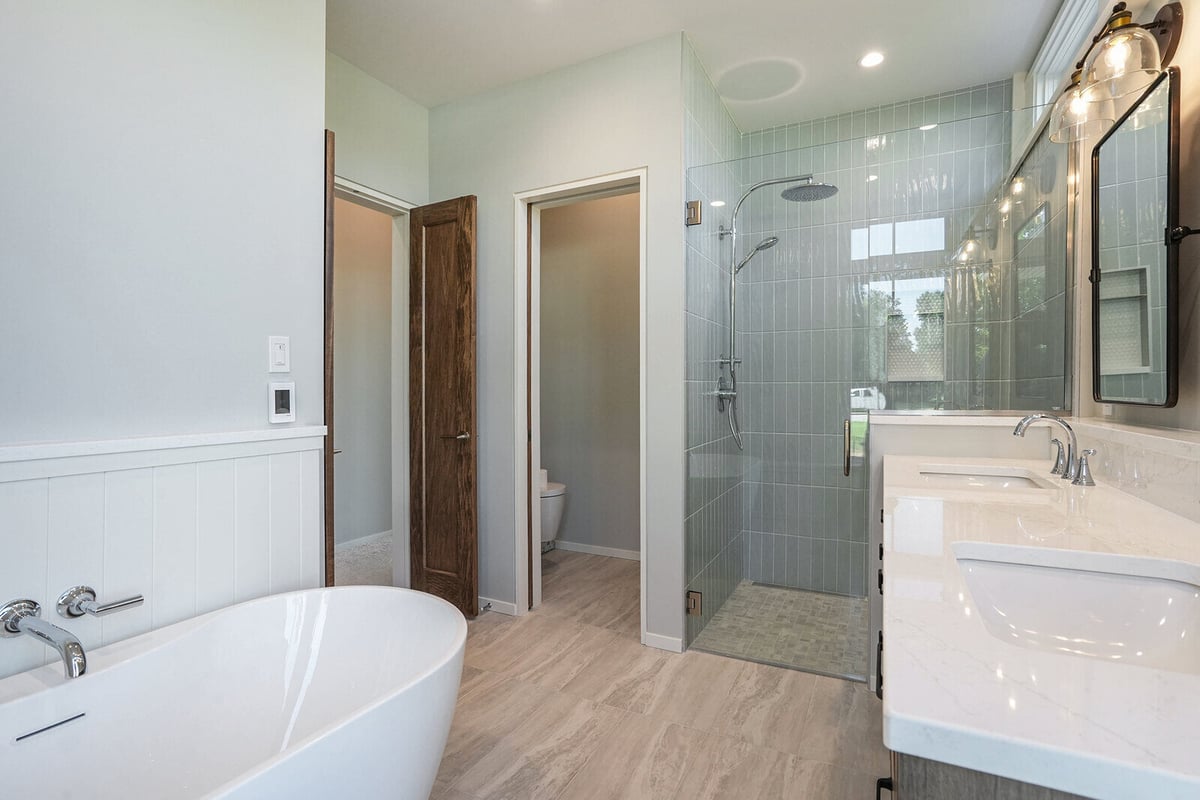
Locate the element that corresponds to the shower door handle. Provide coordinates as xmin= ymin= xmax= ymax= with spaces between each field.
xmin=843 ymin=419 xmax=851 ymax=477
xmin=440 ymin=431 xmax=471 ymax=441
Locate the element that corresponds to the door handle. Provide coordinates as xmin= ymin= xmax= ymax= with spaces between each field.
xmin=440 ymin=432 xmax=471 ymax=440
xmin=843 ymin=418 xmax=851 ymax=477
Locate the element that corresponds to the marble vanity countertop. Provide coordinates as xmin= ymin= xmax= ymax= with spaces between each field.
xmin=882 ymin=455 xmax=1200 ymax=800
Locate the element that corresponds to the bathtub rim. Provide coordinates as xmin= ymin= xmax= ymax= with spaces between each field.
xmin=0 ymin=585 xmax=467 ymax=712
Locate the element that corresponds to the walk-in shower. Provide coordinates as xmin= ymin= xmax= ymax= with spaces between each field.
xmin=682 ymin=83 xmax=1068 ymax=681
xmin=716 ymin=175 xmax=839 ymax=450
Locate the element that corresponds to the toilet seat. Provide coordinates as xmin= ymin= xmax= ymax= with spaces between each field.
xmin=540 ymin=481 xmax=566 ymax=498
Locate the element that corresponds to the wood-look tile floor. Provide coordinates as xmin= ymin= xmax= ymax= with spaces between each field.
xmin=433 ymin=550 xmax=890 ymax=800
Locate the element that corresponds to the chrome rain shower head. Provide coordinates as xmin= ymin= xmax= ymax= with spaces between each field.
xmin=781 ymin=181 xmax=838 ymax=202
xmin=734 ymin=236 xmax=779 ymax=273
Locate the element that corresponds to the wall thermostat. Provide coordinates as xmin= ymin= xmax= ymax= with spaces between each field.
xmin=269 ymin=382 xmax=296 ymax=423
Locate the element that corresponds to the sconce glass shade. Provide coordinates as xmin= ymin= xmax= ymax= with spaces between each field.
xmin=1081 ymin=24 xmax=1162 ymax=101
xmin=1048 ymin=82 xmax=1116 ymax=143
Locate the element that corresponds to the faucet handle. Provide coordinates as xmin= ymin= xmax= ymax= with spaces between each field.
xmin=57 ymin=586 xmax=144 ymax=619
xmin=1073 ymin=449 xmax=1097 ymax=487
xmin=1049 ymin=438 xmax=1066 ymax=475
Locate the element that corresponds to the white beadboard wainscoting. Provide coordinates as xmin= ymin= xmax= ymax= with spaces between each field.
xmin=0 ymin=427 xmax=325 ymax=679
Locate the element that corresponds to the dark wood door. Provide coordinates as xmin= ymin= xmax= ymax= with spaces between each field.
xmin=410 ymin=196 xmax=478 ymax=617
xmin=323 ymin=130 xmax=336 ymax=587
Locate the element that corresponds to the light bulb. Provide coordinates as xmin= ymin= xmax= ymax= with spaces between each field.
xmin=1068 ymin=92 xmax=1088 ymax=118
xmin=1105 ymin=36 xmax=1132 ymax=73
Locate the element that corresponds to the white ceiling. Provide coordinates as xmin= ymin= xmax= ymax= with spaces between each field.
xmin=326 ymin=0 xmax=1064 ymax=131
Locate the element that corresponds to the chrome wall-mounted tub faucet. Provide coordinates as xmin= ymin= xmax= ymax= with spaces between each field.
xmin=1 ymin=599 xmax=86 ymax=679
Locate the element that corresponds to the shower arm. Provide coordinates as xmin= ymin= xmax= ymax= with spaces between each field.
xmin=727 ymin=174 xmax=815 ymax=227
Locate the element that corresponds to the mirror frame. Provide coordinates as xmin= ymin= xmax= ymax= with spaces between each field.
xmin=1090 ymin=66 xmax=1180 ymax=407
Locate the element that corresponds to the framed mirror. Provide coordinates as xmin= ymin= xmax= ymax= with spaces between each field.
xmin=1090 ymin=67 xmax=1179 ymax=407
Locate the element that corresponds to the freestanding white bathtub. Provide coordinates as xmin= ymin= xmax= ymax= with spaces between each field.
xmin=0 ymin=586 xmax=466 ymax=799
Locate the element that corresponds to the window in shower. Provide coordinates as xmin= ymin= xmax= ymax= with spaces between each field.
xmin=872 ymin=276 xmax=946 ymax=383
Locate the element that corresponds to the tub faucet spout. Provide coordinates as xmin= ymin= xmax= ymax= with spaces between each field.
xmin=1013 ymin=413 xmax=1077 ymax=481
xmin=1 ymin=599 xmax=87 ymax=679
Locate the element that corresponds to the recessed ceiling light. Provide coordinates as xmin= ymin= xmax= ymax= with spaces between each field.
xmin=710 ymin=200 xmax=726 ymax=207
xmin=859 ymin=51 xmax=885 ymax=68
xmin=919 ymin=123 xmax=938 ymax=131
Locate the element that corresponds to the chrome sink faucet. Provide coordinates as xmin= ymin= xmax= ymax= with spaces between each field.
xmin=1013 ymin=413 xmax=1079 ymax=482
xmin=1 ymin=599 xmax=86 ymax=679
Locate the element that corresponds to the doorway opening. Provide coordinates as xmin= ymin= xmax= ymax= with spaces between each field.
xmin=329 ymin=178 xmax=412 ymax=588
xmin=514 ymin=170 xmax=647 ymax=643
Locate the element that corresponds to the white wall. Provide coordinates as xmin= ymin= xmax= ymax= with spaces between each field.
xmin=540 ymin=193 xmax=641 ymax=555
xmin=333 ymin=198 xmax=392 ymax=544
xmin=325 ymin=51 xmax=430 ymax=206
xmin=430 ymin=35 xmax=686 ymax=644
xmin=0 ymin=3 xmax=327 ymax=675
xmin=1 ymin=2 xmax=327 ymax=444
xmin=1074 ymin=0 xmax=1200 ymax=428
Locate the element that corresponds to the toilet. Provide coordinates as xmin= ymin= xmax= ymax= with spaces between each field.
xmin=540 ymin=474 xmax=568 ymax=543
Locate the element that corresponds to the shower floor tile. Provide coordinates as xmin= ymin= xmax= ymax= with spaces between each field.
xmin=690 ymin=581 xmax=869 ymax=680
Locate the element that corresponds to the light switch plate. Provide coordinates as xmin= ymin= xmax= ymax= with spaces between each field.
xmin=269 ymin=382 xmax=296 ymax=423
xmin=268 ymin=336 xmax=290 ymax=373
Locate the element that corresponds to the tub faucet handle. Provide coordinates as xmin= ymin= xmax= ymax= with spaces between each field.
xmin=57 ymin=586 xmax=144 ymax=619
xmin=1073 ymin=449 xmax=1097 ymax=487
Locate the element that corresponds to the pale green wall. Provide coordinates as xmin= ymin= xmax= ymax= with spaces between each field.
xmin=326 ymin=51 xmax=429 ymax=205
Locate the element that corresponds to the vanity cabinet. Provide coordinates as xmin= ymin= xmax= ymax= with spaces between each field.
xmin=893 ymin=753 xmax=1091 ymax=800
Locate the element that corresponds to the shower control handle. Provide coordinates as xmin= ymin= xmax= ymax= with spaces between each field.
xmin=843 ymin=419 xmax=851 ymax=477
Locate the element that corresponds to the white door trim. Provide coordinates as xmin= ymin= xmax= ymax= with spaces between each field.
xmin=334 ymin=176 xmax=417 ymax=214
xmin=512 ymin=168 xmax=648 ymax=647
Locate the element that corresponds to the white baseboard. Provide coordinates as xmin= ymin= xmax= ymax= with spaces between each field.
xmin=554 ymin=540 xmax=640 ymax=561
xmin=479 ymin=596 xmax=519 ymax=616
xmin=334 ymin=529 xmax=391 ymax=552
xmin=642 ymin=632 xmax=683 ymax=653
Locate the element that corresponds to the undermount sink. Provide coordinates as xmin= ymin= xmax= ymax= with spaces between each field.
xmin=918 ymin=463 xmax=1056 ymax=491
xmin=956 ymin=543 xmax=1200 ymax=674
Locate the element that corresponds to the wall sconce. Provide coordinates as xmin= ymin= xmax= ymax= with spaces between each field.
xmin=1048 ymin=69 xmax=1115 ymax=143
xmin=1047 ymin=2 xmax=1182 ymax=143
xmin=950 ymin=224 xmax=996 ymax=264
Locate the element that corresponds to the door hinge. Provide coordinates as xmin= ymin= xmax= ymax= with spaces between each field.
xmin=686 ymin=590 xmax=702 ymax=616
